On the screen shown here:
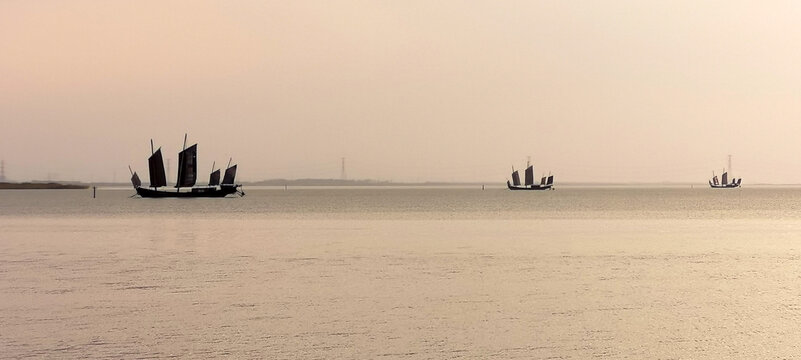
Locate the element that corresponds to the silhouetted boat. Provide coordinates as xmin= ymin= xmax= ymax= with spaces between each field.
xmin=130 ymin=135 xmax=244 ymax=198
xmin=709 ymin=169 xmax=741 ymax=188
xmin=507 ymin=162 xmax=553 ymax=190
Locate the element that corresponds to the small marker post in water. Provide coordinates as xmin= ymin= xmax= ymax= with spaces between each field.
xmin=92 ymin=186 xmax=96 ymax=198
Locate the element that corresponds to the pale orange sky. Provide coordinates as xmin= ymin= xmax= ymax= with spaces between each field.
xmin=2 ymin=1 xmax=801 ymax=183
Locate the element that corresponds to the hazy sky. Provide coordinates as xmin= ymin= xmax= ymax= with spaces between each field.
xmin=2 ymin=1 xmax=801 ymax=183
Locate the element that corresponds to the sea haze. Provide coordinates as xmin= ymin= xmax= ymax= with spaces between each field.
xmin=2 ymin=187 xmax=801 ymax=358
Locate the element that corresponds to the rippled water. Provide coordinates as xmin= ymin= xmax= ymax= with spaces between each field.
xmin=2 ymin=187 xmax=801 ymax=358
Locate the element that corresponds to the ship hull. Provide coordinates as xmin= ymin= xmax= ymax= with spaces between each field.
xmin=135 ymin=185 xmax=242 ymax=198
xmin=507 ymin=181 xmax=553 ymax=191
xmin=708 ymin=180 xmax=741 ymax=188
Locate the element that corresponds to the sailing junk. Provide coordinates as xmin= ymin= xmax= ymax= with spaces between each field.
xmin=507 ymin=162 xmax=554 ymax=191
xmin=709 ymin=169 xmax=741 ymax=188
xmin=129 ymin=135 xmax=244 ymax=198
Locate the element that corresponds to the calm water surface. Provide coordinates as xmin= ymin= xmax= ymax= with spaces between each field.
xmin=2 ymin=187 xmax=801 ymax=358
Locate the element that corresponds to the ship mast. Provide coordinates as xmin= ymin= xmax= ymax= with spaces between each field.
xmin=177 ymin=133 xmax=187 ymax=192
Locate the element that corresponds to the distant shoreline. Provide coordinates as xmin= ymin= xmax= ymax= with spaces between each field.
xmin=0 ymin=182 xmax=89 ymax=190
xmin=9 ymin=178 xmax=798 ymax=189
xmin=240 ymin=179 xmax=788 ymax=187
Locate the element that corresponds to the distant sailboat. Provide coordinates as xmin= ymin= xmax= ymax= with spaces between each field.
xmin=130 ymin=134 xmax=244 ymax=198
xmin=507 ymin=161 xmax=554 ymax=190
xmin=709 ymin=169 xmax=741 ymax=189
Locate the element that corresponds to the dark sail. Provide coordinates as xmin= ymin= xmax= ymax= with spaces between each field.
xmin=209 ymin=169 xmax=220 ymax=186
xmin=512 ymin=170 xmax=521 ymax=186
xmin=131 ymin=172 xmax=142 ymax=188
xmin=546 ymin=175 xmax=554 ymax=185
xmin=540 ymin=176 xmax=546 ymax=185
xmin=721 ymin=172 xmax=728 ymax=185
xmin=524 ymin=166 xmax=534 ymax=186
xmin=222 ymin=164 xmax=237 ymax=185
xmin=176 ymin=144 xmax=198 ymax=188
xmin=148 ymin=149 xmax=167 ymax=188
xmin=713 ymin=175 xmax=719 ymax=185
